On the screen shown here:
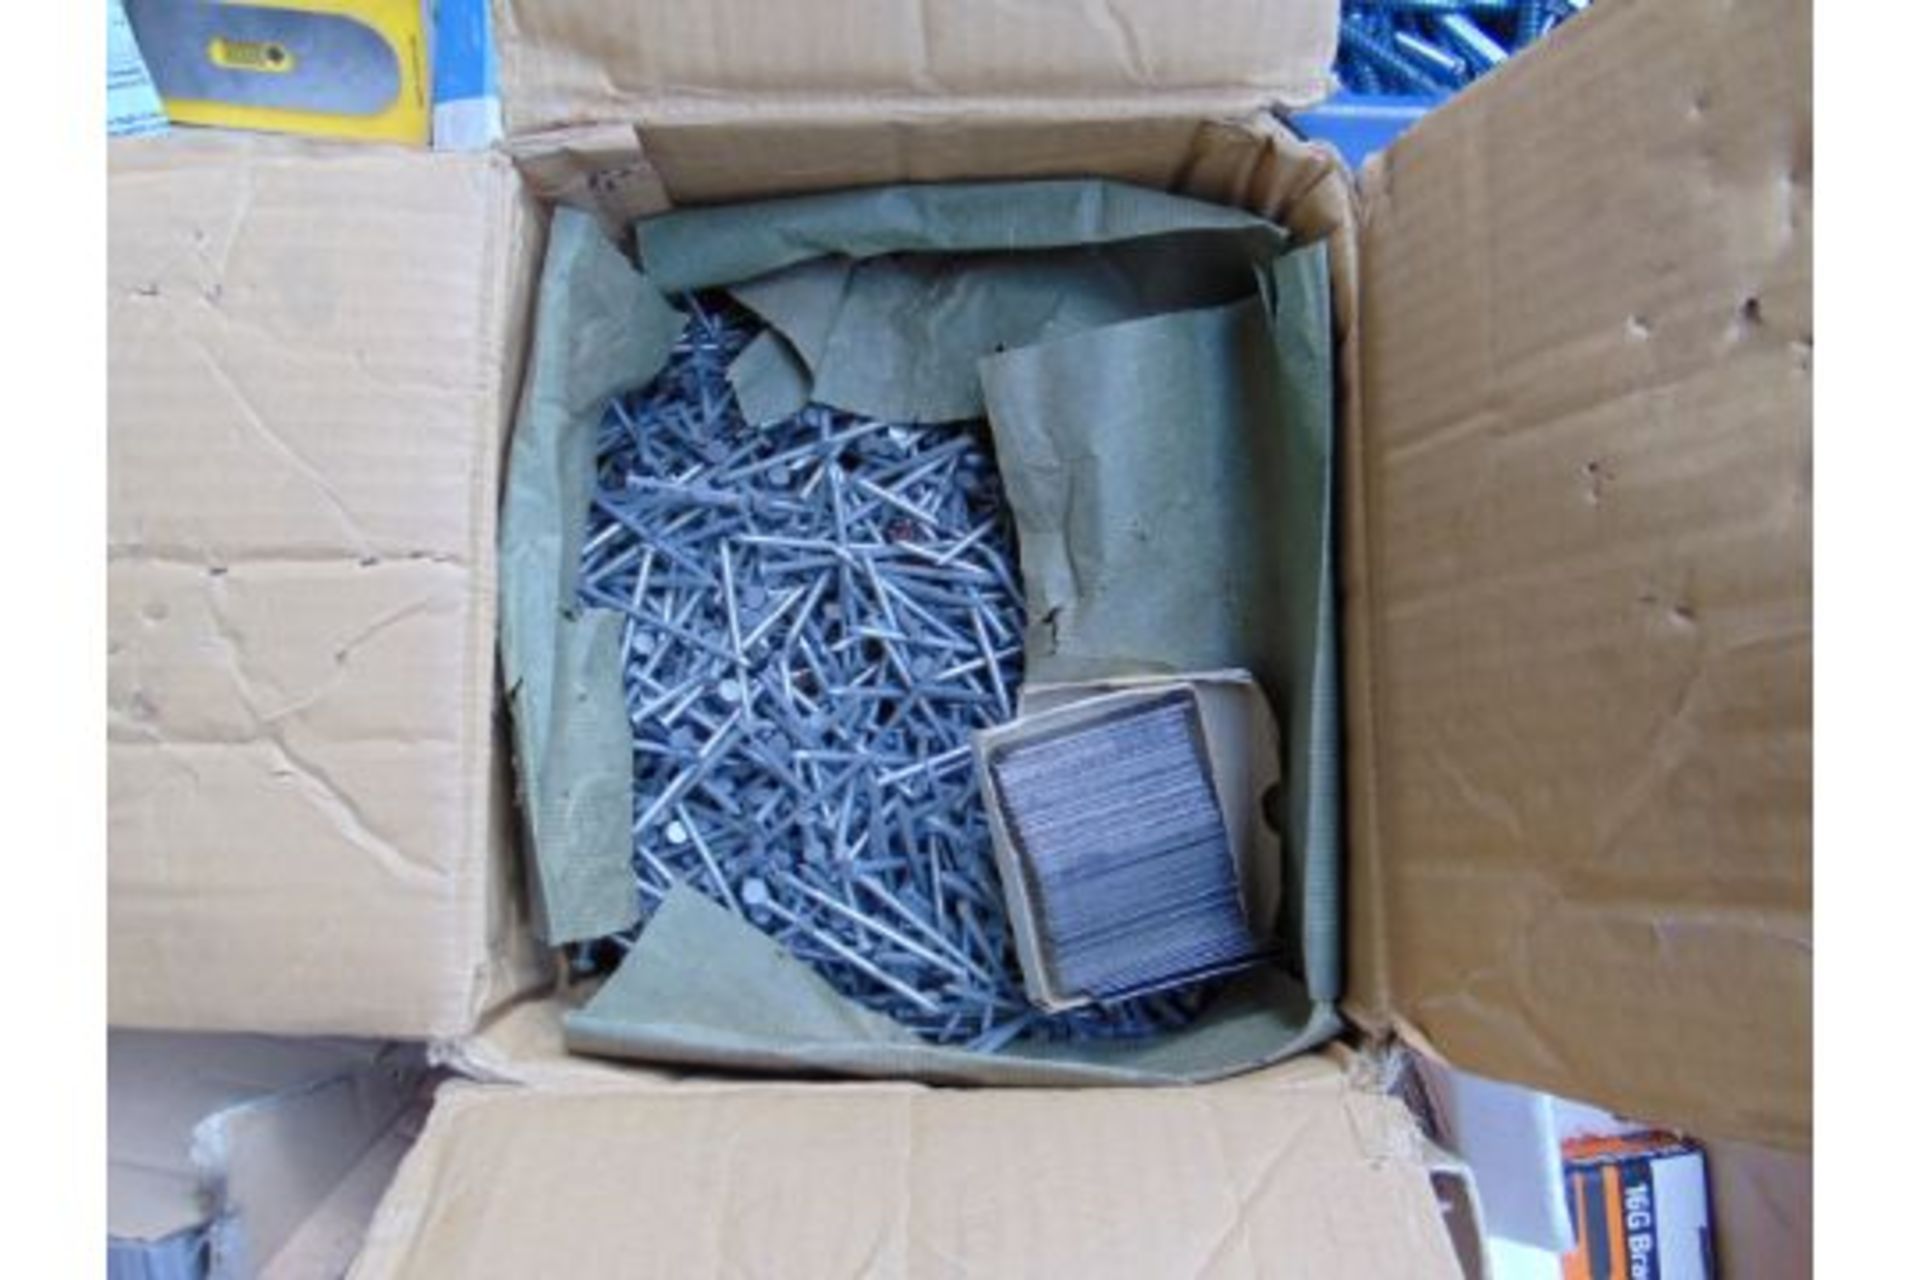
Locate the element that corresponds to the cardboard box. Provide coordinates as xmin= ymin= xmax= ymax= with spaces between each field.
xmin=107 ymin=0 xmax=1810 ymax=1271
xmin=107 ymin=1031 xmax=427 ymax=1278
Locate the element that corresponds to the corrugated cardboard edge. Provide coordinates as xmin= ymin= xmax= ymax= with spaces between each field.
xmin=1351 ymin=0 xmax=1810 ymax=1147
xmin=503 ymin=103 xmax=1365 ymax=248
xmin=1419 ymin=1137 xmax=1491 ymax=1280
xmin=433 ymin=990 xmax=681 ymax=1093
xmin=259 ymin=1096 xmax=434 ymax=1280
xmin=459 ymin=161 xmax=554 ymax=1031
xmin=493 ymin=0 xmax=1337 ymax=138
xmin=191 ymin=1052 xmax=422 ymax=1277
xmin=352 ymin=1055 xmax=1462 ymax=1279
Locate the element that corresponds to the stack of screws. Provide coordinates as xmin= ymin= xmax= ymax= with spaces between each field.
xmin=1335 ymin=0 xmax=1588 ymax=97
xmin=989 ymin=692 xmax=1267 ymax=1005
xmin=574 ymin=297 xmax=1215 ymax=1050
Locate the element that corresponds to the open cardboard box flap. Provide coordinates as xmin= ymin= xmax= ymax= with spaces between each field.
xmin=107 ymin=134 xmax=550 ymax=1037
xmin=493 ymin=0 xmax=1338 ymax=138
xmin=1344 ymin=0 xmax=1810 ymax=1151
xmin=352 ymin=1053 xmax=1461 ymax=1279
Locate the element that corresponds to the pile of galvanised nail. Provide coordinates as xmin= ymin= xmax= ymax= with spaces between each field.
xmin=576 ymin=297 xmax=1214 ymax=1051
xmin=1335 ymin=0 xmax=1589 ymax=97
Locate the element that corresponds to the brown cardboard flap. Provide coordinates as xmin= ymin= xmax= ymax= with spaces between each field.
xmin=108 ymin=134 xmax=548 ymax=1037
xmin=494 ymin=0 xmax=1336 ymax=137
xmin=353 ymin=1060 xmax=1460 ymax=1278
xmin=1353 ymin=0 xmax=1810 ymax=1147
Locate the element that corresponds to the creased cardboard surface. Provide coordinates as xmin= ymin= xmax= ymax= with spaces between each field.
xmin=494 ymin=0 xmax=1337 ymax=137
xmin=508 ymin=109 xmax=1353 ymax=248
xmin=1355 ymin=0 xmax=1811 ymax=1147
xmin=353 ymin=1060 xmax=1460 ymax=1279
xmin=108 ymin=135 xmax=547 ymax=1037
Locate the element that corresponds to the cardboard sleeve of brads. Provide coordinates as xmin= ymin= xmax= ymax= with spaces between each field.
xmin=975 ymin=671 xmax=1285 ymax=1011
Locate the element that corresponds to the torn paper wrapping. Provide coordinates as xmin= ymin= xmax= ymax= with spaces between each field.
xmin=497 ymin=180 xmax=1341 ymax=1082
xmin=568 ymin=888 xmax=1341 ymax=1085
xmin=635 ymin=180 xmax=1290 ymax=292
xmin=497 ymin=209 xmax=686 ymax=944
xmin=639 ymin=180 xmax=1289 ymax=423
